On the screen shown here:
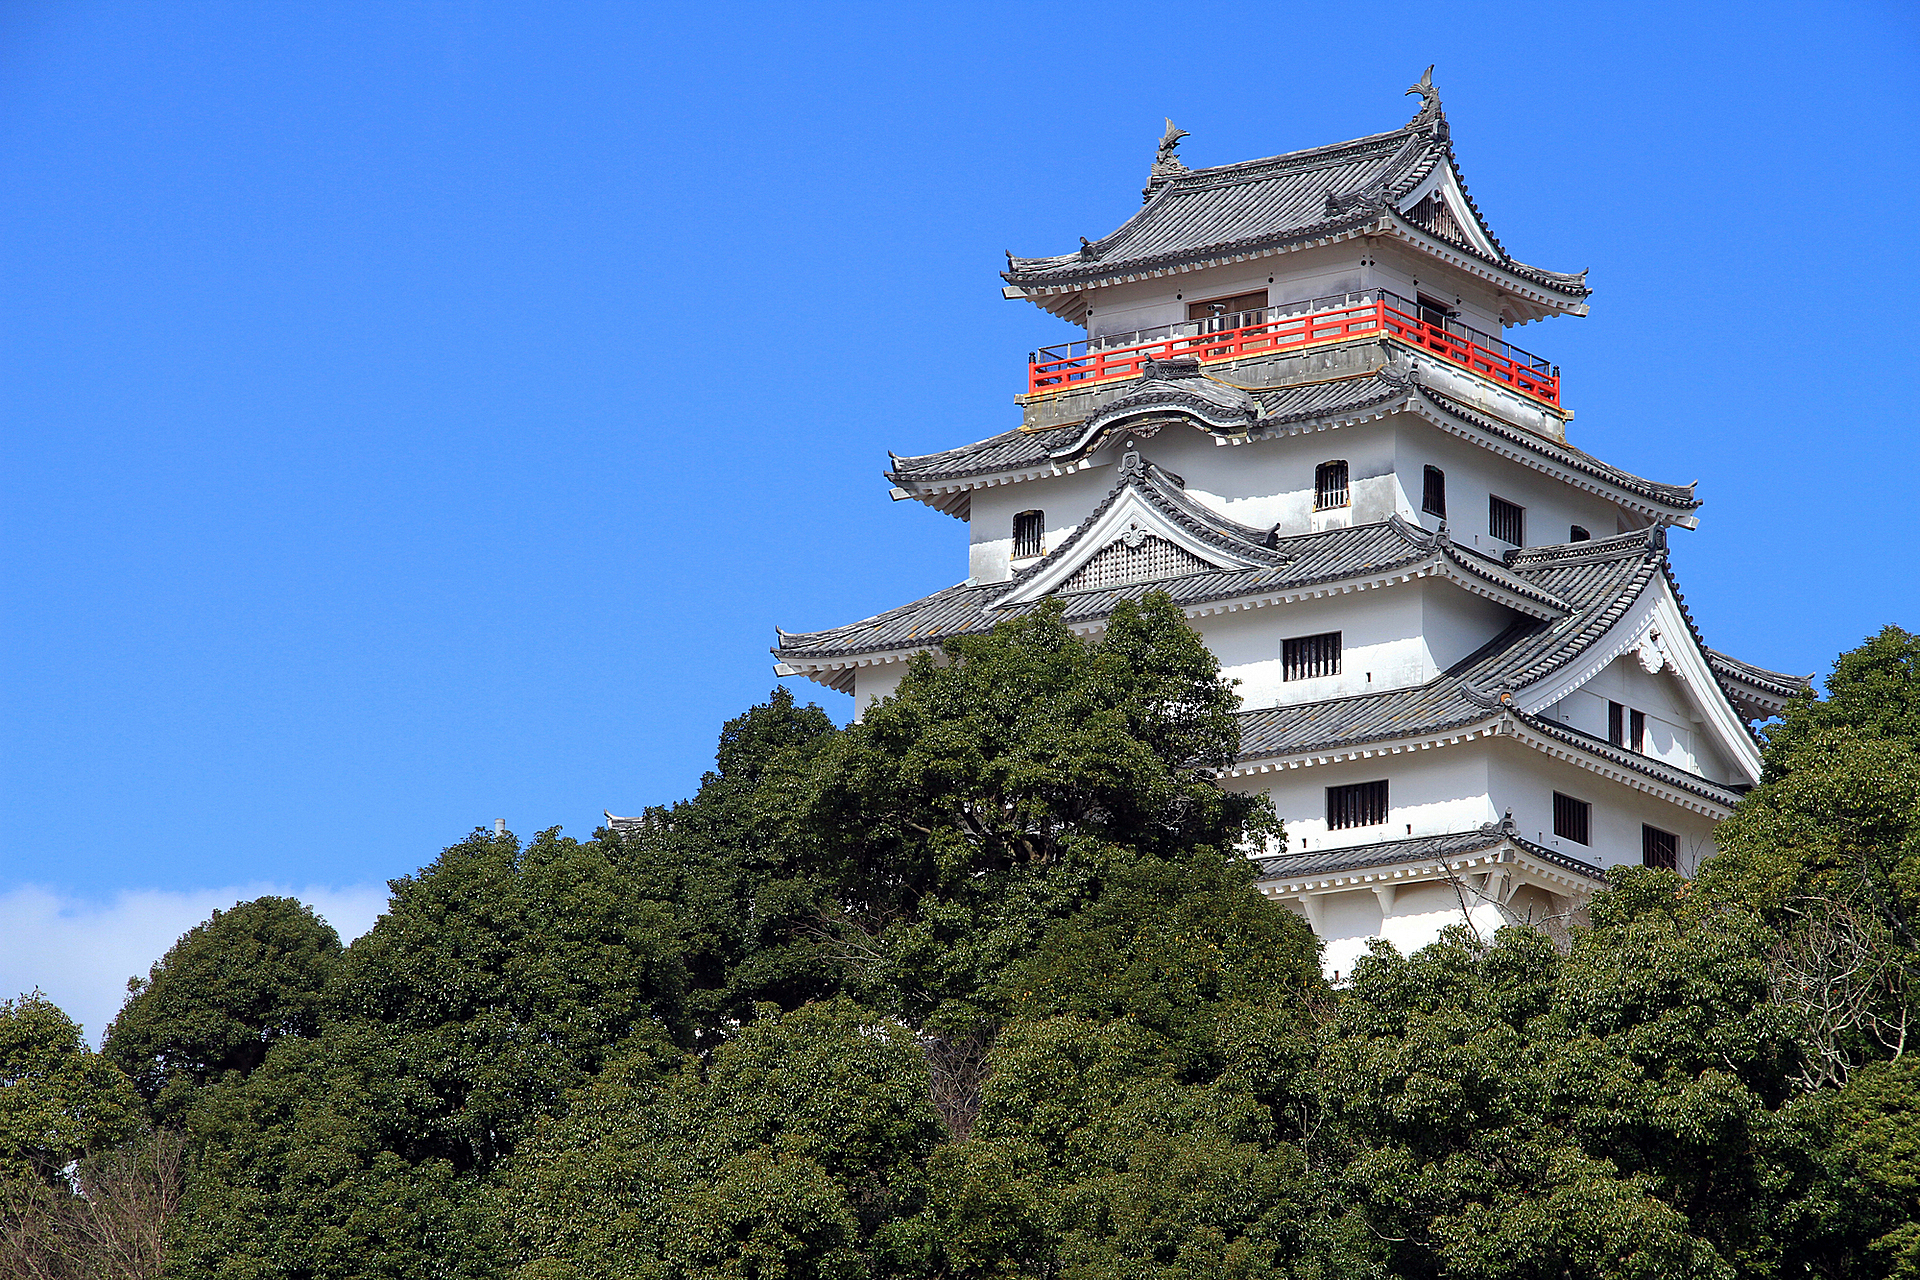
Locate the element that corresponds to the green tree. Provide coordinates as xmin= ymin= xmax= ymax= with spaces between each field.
xmin=0 ymin=993 xmax=143 ymax=1277
xmin=165 ymin=826 xmax=694 ymax=1280
xmin=761 ymin=594 xmax=1275 ymax=1033
xmin=498 ymin=998 xmax=943 ymax=1280
xmin=103 ymin=896 xmax=342 ymax=1122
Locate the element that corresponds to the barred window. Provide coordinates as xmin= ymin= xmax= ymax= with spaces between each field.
xmin=1642 ymin=824 xmax=1678 ymax=870
xmin=1422 ymin=465 xmax=1446 ymax=518
xmin=1283 ymin=631 xmax=1341 ymax=681
xmin=1327 ymin=780 xmax=1388 ymax=830
xmin=1489 ymin=495 xmax=1525 ymax=545
xmin=1570 ymin=524 xmax=1591 ymax=542
xmin=1552 ymin=791 xmax=1591 ymax=845
xmin=1315 ymin=460 xmax=1349 ymax=510
xmin=1630 ymin=709 xmax=1647 ymax=753
xmin=1013 ymin=510 xmax=1044 ymax=558
xmin=1608 ymin=701 xmax=1626 ymax=747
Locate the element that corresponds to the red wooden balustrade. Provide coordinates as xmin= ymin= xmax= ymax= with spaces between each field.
xmin=1027 ymin=295 xmax=1560 ymax=407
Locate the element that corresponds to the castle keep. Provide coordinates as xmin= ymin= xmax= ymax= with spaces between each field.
xmin=769 ymin=73 xmax=1807 ymax=973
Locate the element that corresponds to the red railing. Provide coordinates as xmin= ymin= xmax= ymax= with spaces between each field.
xmin=1026 ymin=291 xmax=1560 ymax=407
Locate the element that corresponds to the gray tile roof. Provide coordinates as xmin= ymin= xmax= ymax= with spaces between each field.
xmin=1418 ymin=387 xmax=1701 ymax=511
xmin=1232 ymin=531 xmax=1664 ymax=754
xmin=1706 ymin=649 xmax=1813 ymax=700
xmin=1254 ymin=822 xmax=1606 ymax=885
xmin=1003 ymin=91 xmax=1586 ymax=303
xmin=777 ymin=461 xmax=1564 ymax=663
xmin=887 ymin=364 xmax=1701 ymax=520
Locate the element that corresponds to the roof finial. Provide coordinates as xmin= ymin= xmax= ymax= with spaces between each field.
xmin=1143 ymin=117 xmax=1190 ymax=201
xmin=1405 ymin=66 xmax=1445 ymax=137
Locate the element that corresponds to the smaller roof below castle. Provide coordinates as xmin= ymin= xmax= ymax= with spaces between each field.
xmin=1254 ymin=822 xmax=1606 ymax=886
xmin=1003 ymin=75 xmax=1589 ymax=319
xmin=886 ymin=361 xmax=1701 ymax=522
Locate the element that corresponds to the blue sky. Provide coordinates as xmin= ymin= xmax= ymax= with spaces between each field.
xmin=3 ymin=1 xmax=1917 ymax=1034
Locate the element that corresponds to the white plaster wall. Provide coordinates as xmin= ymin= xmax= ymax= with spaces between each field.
xmin=1419 ymin=576 xmax=1516 ymax=674
xmin=967 ymin=466 xmax=1111 ymax=584
xmin=1390 ymin=420 xmax=1624 ymax=550
xmin=1073 ymin=238 xmax=1514 ymax=344
xmin=1228 ymin=748 xmax=1496 ymax=854
xmin=1306 ymin=888 xmax=1510 ymax=982
xmin=1538 ymin=655 xmax=1737 ymax=783
xmin=960 ymin=407 xmax=1643 ymax=588
xmin=852 ymin=662 xmax=906 ymax=721
xmin=1485 ymin=737 xmax=1719 ymax=872
xmin=1203 ymin=584 xmax=1436 ymax=708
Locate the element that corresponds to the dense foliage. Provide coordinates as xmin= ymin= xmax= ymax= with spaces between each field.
xmin=3 ymin=609 xmax=1916 ymax=1279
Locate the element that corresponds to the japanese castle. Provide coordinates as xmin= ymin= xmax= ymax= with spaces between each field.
xmin=767 ymin=73 xmax=1808 ymax=974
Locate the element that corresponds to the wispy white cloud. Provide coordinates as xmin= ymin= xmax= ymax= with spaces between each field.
xmin=0 ymin=883 xmax=389 ymax=1045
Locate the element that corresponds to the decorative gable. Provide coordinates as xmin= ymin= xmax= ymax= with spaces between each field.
xmin=1057 ymin=525 xmax=1212 ymax=594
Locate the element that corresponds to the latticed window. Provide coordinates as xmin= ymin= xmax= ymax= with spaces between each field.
xmin=1609 ymin=701 xmax=1626 ymax=747
xmin=1315 ymin=460 xmax=1349 ymax=510
xmin=1327 ymin=780 xmax=1388 ymax=830
xmin=1422 ymin=465 xmax=1446 ymax=518
xmin=1642 ymin=824 xmax=1678 ymax=870
xmin=1283 ymin=631 xmax=1341 ymax=681
xmin=1013 ymin=510 xmax=1044 ymax=558
xmin=1553 ymin=792 xmax=1591 ymax=845
xmin=1057 ymin=532 xmax=1209 ymax=594
xmin=1489 ymin=495 xmax=1525 ymax=545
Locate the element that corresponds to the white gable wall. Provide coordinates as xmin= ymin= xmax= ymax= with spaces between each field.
xmin=1486 ymin=736 xmax=1720 ymax=872
xmin=1539 ymin=656 xmax=1742 ymax=785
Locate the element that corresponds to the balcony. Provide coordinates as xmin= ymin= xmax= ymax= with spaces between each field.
xmin=1027 ymin=290 xmax=1561 ymax=408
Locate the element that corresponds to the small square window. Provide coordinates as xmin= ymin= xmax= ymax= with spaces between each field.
xmin=1422 ymin=466 xmax=1447 ymax=518
xmin=1315 ymin=461 xmax=1350 ymax=511
xmin=1570 ymin=525 xmax=1591 ymax=542
xmin=1327 ymin=780 xmax=1389 ymax=829
xmin=1013 ymin=510 xmax=1044 ymax=558
xmin=1552 ymin=791 xmax=1591 ymax=845
xmin=1489 ymin=495 xmax=1525 ymax=545
xmin=1642 ymin=824 xmax=1678 ymax=870
xmin=1283 ymin=631 xmax=1341 ymax=681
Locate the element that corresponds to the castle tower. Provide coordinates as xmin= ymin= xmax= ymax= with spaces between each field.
xmin=769 ymin=74 xmax=1808 ymax=974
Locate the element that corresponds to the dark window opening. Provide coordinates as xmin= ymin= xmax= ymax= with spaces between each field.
xmin=1328 ymin=780 xmax=1389 ymax=830
xmin=1417 ymin=293 xmax=1455 ymax=330
xmin=1609 ymin=701 xmax=1626 ymax=747
xmin=1642 ymin=824 xmax=1678 ymax=870
xmin=1315 ymin=460 xmax=1350 ymax=510
xmin=1489 ymin=495 xmax=1525 ymax=545
xmin=1553 ymin=792 xmax=1591 ymax=845
xmin=1422 ymin=466 xmax=1447 ymax=518
xmin=1570 ymin=525 xmax=1591 ymax=542
xmin=1284 ymin=631 xmax=1342 ymax=681
xmin=1186 ymin=289 xmax=1268 ymax=326
xmin=1013 ymin=510 xmax=1044 ymax=558
xmin=1631 ymin=709 xmax=1647 ymax=754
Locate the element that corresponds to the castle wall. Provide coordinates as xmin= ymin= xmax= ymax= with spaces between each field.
xmin=1485 ymin=736 xmax=1720 ymax=872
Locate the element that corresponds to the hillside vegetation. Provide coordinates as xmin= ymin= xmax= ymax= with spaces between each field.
xmin=5 ymin=601 xmax=1917 ymax=1280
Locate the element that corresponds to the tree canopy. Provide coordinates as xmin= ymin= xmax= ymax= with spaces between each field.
xmin=4 ymin=613 xmax=1916 ymax=1280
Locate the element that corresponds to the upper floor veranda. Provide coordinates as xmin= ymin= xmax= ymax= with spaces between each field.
xmin=1001 ymin=78 xmax=1589 ymax=434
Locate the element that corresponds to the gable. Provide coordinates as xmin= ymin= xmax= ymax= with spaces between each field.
xmin=1058 ymin=530 xmax=1213 ymax=594
xmin=993 ymin=480 xmax=1266 ymax=607
xmin=1514 ymin=575 xmax=1763 ymax=786
xmin=1396 ymin=163 xmax=1501 ymax=260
